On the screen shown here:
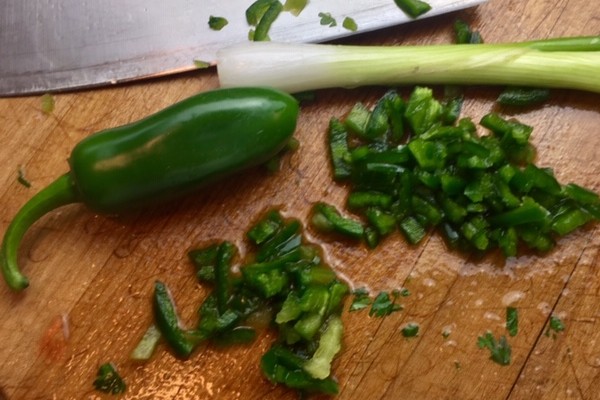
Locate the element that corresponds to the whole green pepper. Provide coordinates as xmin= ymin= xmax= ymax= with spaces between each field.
xmin=1 ymin=87 xmax=299 ymax=290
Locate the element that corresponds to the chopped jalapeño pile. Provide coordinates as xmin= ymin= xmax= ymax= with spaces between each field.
xmin=314 ymin=86 xmax=600 ymax=257
xmin=151 ymin=210 xmax=348 ymax=396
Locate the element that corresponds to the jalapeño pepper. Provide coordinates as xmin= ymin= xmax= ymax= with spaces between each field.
xmin=1 ymin=87 xmax=299 ymax=290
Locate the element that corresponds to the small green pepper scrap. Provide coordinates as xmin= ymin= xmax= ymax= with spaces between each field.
xmin=1 ymin=87 xmax=299 ymax=291
xmin=93 ymin=363 xmax=126 ymax=394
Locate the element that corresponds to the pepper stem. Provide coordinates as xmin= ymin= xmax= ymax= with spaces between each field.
xmin=1 ymin=173 xmax=79 ymax=290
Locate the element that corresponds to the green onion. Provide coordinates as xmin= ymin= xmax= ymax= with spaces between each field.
xmin=217 ymin=37 xmax=600 ymax=94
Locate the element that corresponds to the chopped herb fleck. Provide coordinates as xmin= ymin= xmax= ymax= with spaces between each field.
xmin=17 ymin=167 xmax=31 ymax=188
xmin=454 ymin=360 xmax=462 ymax=369
xmin=318 ymin=12 xmax=337 ymax=27
xmin=399 ymin=288 xmax=411 ymax=297
xmin=349 ymin=287 xmax=372 ymax=312
xmin=546 ymin=315 xmax=565 ymax=338
xmin=41 ymin=93 xmax=55 ymax=114
xmin=208 ymin=16 xmax=229 ymax=31
xmin=506 ymin=307 xmax=518 ymax=337
xmin=193 ymin=60 xmax=211 ymax=69
xmin=401 ymin=322 xmax=420 ymax=337
xmin=369 ymin=291 xmax=402 ymax=317
xmin=342 ymin=17 xmax=358 ymax=32
xmin=477 ymin=332 xmax=511 ymax=366
xmin=93 ymin=363 xmax=126 ymax=394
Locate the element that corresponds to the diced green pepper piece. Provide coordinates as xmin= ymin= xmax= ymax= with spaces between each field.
xmin=491 ymin=227 xmax=518 ymax=257
xmin=276 ymin=292 xmax=303 ymax=324
xmin=453 ymin=19 xmax=483 ymax=44
xmin=247 ymin=210 xmax=284 ymax=245
xmin=303 ymin=316 xmax=343 ymax=379
xmin=256 ymin=220 xmax=302 ymax=262
xmin=497 ymin=87 xmax=550 ymax=107
xmin=551 ymin=207 xmax=593 ymax=235
xmin=480 ymin=113 xmax=533 ymax=145
xmin=153 ymin=281 xmax=203 ymax=358
xmin=412 ymin=195 xmax=443 ymax=226
xmin=311 ymin=202 xmax=365 ymax=239
xmin=208 ymin=16 xmax=229 ymax=31
xmin=518 ymin=227 xmax=555 ymax=252
xmin=252 ymin=0 xmax=283 ymax=41
xmin=490 ymin=197 xmax=551 ymax=227
xmin=366 ymin=207 xmax=397 ymax=235
xmin=261 ymin=345 xmax=339 ymax=395
xmin=214 ymin=242 xmax=236 ymax=313
xmin=188 ymin=243 xmax=220 ymax=283
xmin=564 ymin=183 xmax=600 ymax=206
xmin=294 ymin=312 xmax=324 ymax=340
xmin=344 ymin=102 xmax=370 ymax=137
xmin=364 ymin=95 xmax=391 ymax=140
xmin=408 ymin=139 xmax=447 ymax=170
xmin=242 ymin=259 xmax=291 ymax=298
xmin=393 ymin=0 xmax=432 ymax=18
xmin=399 ymin=216 xmax=427 ymax=244
xmin=328 ymin=118 xmax=353 ymax=180
xmin=347 ymin=191 xmax=393 ymax=210
xmin=405 ymin=87 xmax=443 ymax=135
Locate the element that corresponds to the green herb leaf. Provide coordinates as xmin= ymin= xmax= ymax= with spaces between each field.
xmin=40 ymin=93 xmax=55 ymax=114
xmin=477 ymin=332 xmax=511 ymax=366
xmin=193 ymin=60 xmax=211 ymax=69
xmin=349 ymin=287 xmax=372 ymax=311
xmin=93 ymin=363 xmax=126 ymax=394
xmin=506 ymin=307 xmax=518 ymax=337
xmin=208 ymin=16 xmax=229 ymax=31
xmin=369 ymin=291 xmax=402 ymax=317
xmin=318 ymin=12 xmax=337 ymax=27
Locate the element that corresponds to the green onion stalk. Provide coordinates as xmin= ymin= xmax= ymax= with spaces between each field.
xmin=217 ymin=37 xmax=600 ymax=93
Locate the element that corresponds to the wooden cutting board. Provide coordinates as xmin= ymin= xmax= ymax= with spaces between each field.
xmin=1 ymin=1 xmax=599 ymax=399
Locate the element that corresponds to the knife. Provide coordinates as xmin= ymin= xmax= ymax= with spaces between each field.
xmin=0 ymin=0 xmax=486 ymax=96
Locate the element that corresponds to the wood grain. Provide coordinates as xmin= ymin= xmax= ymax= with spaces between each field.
xmin=1 ymin=1 xmax=599 ymax=399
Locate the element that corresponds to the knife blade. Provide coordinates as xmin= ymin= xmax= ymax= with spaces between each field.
xmin=0 ymin=0 xmax=486 ymax=96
